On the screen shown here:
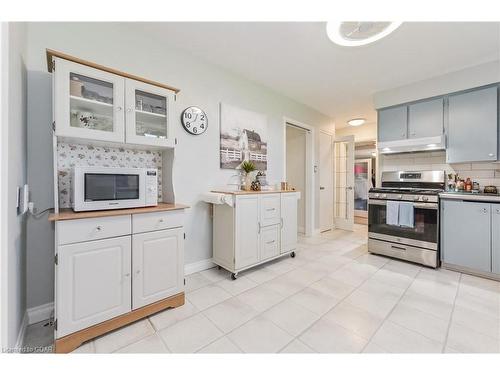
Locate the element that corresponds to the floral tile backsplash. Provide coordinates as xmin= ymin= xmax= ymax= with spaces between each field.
xmin=57 ymin=142 xmax=162 ymax=208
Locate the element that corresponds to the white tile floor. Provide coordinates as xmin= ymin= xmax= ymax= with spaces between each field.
xmin=23 ymin=224 xmax=500 ymax=353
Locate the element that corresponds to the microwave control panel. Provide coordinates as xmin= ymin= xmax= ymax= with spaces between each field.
xmin=145 ymin=169 xmax=158 ymax=205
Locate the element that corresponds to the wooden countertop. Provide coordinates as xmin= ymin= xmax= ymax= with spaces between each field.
xmin=48 ymin=202 xmax=189 ymax=221
xmin=211 ymin=190 xmax=299 ymax=195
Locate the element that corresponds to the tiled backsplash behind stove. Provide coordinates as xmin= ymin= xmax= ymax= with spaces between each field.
xmin=380 ymin=151 xmax=500 ymax=189
xmin=57 ymin=142 xmax=163 ymax=208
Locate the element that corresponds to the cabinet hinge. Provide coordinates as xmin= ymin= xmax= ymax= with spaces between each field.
xmin=184 ymin=278 xmax=186 ymax=285
xmin=52 ymin=60 xmax=55 ymax=71
xmin=52 ymin=121 xmax=56 ymax=132
xmin=183 ymin=233 xmax=186 ymax=239
xmin=54 ymin=319 xmax=57 ymax=330
xmin=54 ymin=253 xmax=58 ymax=265
xmin=174 ymin=94 xmax=177 ymax=102
xmin=175 ymin=138 xmax=178 ymax=145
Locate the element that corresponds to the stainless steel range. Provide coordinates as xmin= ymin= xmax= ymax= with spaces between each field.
xmin=368 ymin=171 xmax=445 ymax=268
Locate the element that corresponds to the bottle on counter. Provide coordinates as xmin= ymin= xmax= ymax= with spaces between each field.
xmin=465 ymin=178 xmax=472 ymax=192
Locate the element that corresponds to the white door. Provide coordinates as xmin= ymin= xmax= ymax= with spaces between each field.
xmin=319 ymin=132 xmax=334 ymax=232
xmin=132 ymin=228 xmax=184 ymax=309
xmin=125 ymin=79 xmax=175 ymax=148
xmin=235 ymin=195 xmax=260 ymax=269
xmin=334 ymin=136 xmax=355 ymax=231
xmin=281 ymin=193 xmax=299 ymax=253
xmin=56 ymin=236 xmax=131 ymax=338
xmin=53 ymin=57 xmax=125 ymax=143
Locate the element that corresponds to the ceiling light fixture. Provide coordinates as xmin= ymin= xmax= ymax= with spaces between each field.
xmin=347 ymin=118 xmax=366 ymax=127
xmin=326 ymin=22 xmax=402 ymax=47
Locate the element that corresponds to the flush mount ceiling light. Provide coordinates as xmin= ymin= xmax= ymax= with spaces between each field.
xmin=326 ymin=22 xmax=402 ymax=46
xmin=347 ymin=118 xmax=366 ymax=127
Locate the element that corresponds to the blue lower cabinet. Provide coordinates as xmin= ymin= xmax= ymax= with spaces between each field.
xmin=441 ymin=200 xmax=491 ymax=273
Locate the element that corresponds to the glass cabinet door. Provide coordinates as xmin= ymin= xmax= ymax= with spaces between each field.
xmin=125 ymin=80 xmax=175 ymax=148
xmin=54 ymin=58 xmax=125 ymax=143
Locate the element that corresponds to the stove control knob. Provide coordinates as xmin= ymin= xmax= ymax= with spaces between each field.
xmin=381 ymin=194 xmax=387 ymax=199
xmin=398 ymin=194 xmax=403 ymax=199
xmin=414 ymin=196 xmax=420 ymax=201
xmin=421 ymin=196 xmax=429 ymax=202
xmin=374 ymin=193 xmax=380 ymax=198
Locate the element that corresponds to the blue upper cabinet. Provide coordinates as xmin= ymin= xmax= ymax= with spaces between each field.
xmin=446 ymin=86 xmax=498 ymax=163
xmin=408 ymin=98 xmax=443 ymax=139
xmin=377 ymin=106 xmax=407 ymax=142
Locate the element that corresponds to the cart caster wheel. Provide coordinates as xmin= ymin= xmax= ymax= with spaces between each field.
xmin=217 ymin=265 xmax=222 ymax=270
xmin=231 ymin=273 xmax=238 ymax=280
xmin=290 ymin=251 xmax=296 ymax=258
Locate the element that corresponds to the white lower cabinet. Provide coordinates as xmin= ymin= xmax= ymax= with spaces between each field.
xmin=132 ymin=228 xmax=184 ymax=309
xmin=213 ymin=191 xmax=300 ymax=277
xmin=55 ymin=210 xmax=185 ymax=338
xmin=56 ymin=236 xmax=132 ymax=338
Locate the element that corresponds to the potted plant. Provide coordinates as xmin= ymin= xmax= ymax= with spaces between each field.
xmin=240 ymin=160 xmax=256 ymax=191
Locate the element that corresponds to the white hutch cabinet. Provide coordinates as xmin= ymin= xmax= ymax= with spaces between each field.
xmin=212 ymin=191 xmax=300 ymax=279
xmin=53 ymin=56 xmax=176 ymax=148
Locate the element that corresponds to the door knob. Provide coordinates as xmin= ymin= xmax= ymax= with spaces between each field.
xmin=346 ymin=186 xmax=353 ymax=190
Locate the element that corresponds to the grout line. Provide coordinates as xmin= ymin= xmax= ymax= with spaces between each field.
xmin=441 ymin=272 xmax=463 ymax=353
xmin=358 ymin=265 xmax=424 ymax=353
xmin=191 ymin=234 xmax=368 ymax=353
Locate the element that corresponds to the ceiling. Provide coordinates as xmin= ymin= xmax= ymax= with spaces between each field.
xmin=130 ymin=22 xmax=500 ymax=129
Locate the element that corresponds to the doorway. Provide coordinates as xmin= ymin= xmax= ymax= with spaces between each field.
xmin=319 ymin=131 xmax=334 ymax=232
xmin=354 ymin=141 xmax=377 ymax=225
xmin=284 ymin=118 xmax=314 ymax=237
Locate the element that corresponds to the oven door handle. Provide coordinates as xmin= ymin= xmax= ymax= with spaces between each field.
xmin=368 ymin=200 xmax=438 ymax=209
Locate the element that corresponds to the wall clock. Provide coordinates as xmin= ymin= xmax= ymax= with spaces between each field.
xmin=181 ymin=106 xmax=208 ymax=135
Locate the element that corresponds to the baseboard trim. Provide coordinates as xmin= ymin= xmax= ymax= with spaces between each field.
xmin=184 ymin=258 xmax=215 ymax=275
xmin=15 ymin=311 xmax=28 ymax=350
xmin=27 ymin=302 xmax=54 ymax=325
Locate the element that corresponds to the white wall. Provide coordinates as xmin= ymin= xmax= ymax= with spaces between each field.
xmin=336 ymin=122 xmax=377 ymax=143
xmin=373 ymin=60 xmax=500 ymax=109
xmin=24 ymin=22 xmax=334 ymax=309
xmin=286 ymin=126 xmax=306 ymax=232
xmin=1 ymin=22 xmax=28 ymax=349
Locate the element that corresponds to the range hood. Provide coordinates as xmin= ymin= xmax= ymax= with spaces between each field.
xmin=377 ymin=135 xmax=445 ymax=154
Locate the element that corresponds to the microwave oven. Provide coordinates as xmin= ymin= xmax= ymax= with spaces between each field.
xmin=72 ymin=166 xmax=158 ymax=212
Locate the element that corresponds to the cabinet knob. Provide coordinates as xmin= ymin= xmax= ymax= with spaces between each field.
xmin=124 ymin=273 xmax=130 ymax=277
xmin=483 ymin=208 xmax=488 ymax=213
xmin=488 ymin=153 xmax=494 ymax=157
xmin=126 ymin=108 xmax=133 ymax=113
xmin=116 ymin=106 xmax=122 ymax=111
xmin=159 ymin=218 xmax=164 ymax=223
xmin=96 ymin=226 xmax=102 ymax=231
xmin=136 ymin=270 xmax=141 ymax=274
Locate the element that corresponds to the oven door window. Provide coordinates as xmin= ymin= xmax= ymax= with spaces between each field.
xmin=84 ymin=173 xmax=139 ymax=201
xmin=368 ymin=202 xmax=438 ymax=244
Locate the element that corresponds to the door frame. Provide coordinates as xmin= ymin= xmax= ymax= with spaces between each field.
xmin=318 ymin=130 xmax=335 ymax=232
xmin=283 ymin=117 xmax=314 ymax=237
xmin=334 ymin=135 xmax=355 ymax=231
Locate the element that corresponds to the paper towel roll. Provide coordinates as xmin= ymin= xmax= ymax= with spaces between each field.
xmin=201 ymin=192 xmax=233 ymax=206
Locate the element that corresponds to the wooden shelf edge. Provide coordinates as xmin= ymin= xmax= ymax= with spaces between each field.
xmin=48 ymin=202 xmax=190 ymax=221
xmin=46 ymin=48 xmax=181 ymax=94
xmin=54 ymin=292 xmax=185 ymax=353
